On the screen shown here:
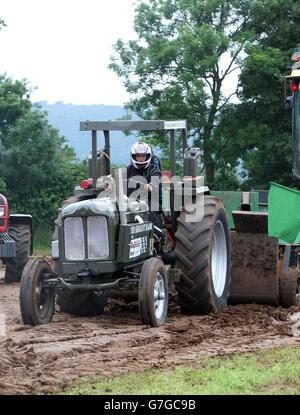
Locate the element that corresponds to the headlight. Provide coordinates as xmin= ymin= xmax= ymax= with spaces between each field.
xmin=64 ymin=217 xmax=85 ymax=260
xmin=51 ymin=240 xmax=59 ymax=259
xmin=87 ymin=216 xmax=109 ymax=259
xmin=0 ymin=207 xmax=5 ymax=216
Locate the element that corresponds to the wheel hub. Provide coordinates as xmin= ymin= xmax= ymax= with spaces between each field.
xmin=211 ymin=220 xmax=227 ymax=297
xmin=153 ymin=272 xmax=166 ymax=320
xmin=35 ymin=273 xmax=52 ymax=317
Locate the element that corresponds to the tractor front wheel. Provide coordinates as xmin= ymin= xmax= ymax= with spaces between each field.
xmin=139 ymin=258 xmax=168 ymax=327
xmin=19 ymin=258 xmax=55 ymax=326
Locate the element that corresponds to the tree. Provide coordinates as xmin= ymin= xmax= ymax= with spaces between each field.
xmin=110 ymin=1 xmax=300 ymax=189
xmin=223 ymin=0 xmax=300 ymax=189
xmin=0 ymin=74 xmax=32 ymax=140
xmin=0 ymin=19 xmax=88 ymax=241
xmin=109 ymin=0 xmax=253 ymax=186
xmin=0 ymin=109 xmax=87 ymax=230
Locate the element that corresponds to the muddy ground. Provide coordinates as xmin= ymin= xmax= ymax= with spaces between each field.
xmin=0 ymin=267 xmax=299 ymax=395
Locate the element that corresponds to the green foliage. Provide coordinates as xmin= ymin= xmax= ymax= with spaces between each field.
xmin=110 ymin=0 xmax=300 ymax=190
xmin=211 ymin=166 xmax=241 ymax=191
xmin=110 ymin=0 xmax=253 ymax=187
xmin=32 ymin=223 xmax=53 ymax=252
xmin=222 ymin=0 xmax=300 ymax=189
xmin=0 ymin=23 xmax=89 ymax=237
xmin=0 ymin=109 xmax=88 ymax=230
xmin=0 ymin=71 xmax=88 ymax=239
xmin=0 ymin=74 xmax=32 ymax=139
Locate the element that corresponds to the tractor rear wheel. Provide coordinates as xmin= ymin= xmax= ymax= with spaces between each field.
xmin=280 ymin=266 xmax=300 ymax=307
xmin=56 ymin=289 xmax=108 ymax=317
xmin=174 ymin=195 xmax=231 ymax=314
xmin=4 ymin=223 xmax=31 ymax=283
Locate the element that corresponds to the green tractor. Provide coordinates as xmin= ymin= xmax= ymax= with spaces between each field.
xmin=218 ymin=46 xmax=300 ymax=308
xmin=18 ymin=48 xmax=300 ymax=327
xmin=19 ymin=120 xmax=231 ymax=327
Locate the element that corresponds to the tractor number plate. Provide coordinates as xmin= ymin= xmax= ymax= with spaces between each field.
xmin=117 ymin=222 xmax=153 ymax=263
xmin=129 ymin=236 xmax=148 ymax=258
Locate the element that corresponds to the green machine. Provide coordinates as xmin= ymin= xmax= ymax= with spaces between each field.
xmin=19 ymin=120 xmax=232 ymax=327
xmin=226 ymin=46 xmax=300 ymax=307
xmin=18 ymin=48 xmax=300 ymax=327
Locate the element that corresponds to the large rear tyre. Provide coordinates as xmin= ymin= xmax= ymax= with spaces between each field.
xmin=19 ymin=258 xmax=55 ymax=326
xmin=4 ymin=223 xmax=31 ymax=283
xmin=174 ymin=195 xmax=231 ymax=314
xmin=56 ymin=289 xmax=108 ymax=317
xmin=280 ymin=266 xmax=300 ymax=307
xmin=139 ymin=258 xmax=168 ymax=327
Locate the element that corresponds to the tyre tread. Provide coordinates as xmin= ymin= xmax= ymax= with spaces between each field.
xmin=4 ymin=223 xmax=31 ymax=283
xmin=280 ymin=266 xmax=299 ymax=307
xmin=174 ymin=196 xmax=230 ymax=314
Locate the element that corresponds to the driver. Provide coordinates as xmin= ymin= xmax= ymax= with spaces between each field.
xmin=127 ymin=142 xmax=163 ymax=232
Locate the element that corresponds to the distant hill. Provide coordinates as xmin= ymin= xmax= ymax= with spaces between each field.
xmin=36 ymin=101 xmax=138 ymax=165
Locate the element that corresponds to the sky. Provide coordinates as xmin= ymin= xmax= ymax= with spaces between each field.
xmin=0 ymin=0 xmax=137 ymax=105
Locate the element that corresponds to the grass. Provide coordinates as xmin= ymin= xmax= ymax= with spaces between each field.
xmin=33 ymin=245 xmax=51 ymax=256
xmin=32 ymin=224 xmax=52 ymax=255
xmin=60 ymin=346 xmax=300 ymax=395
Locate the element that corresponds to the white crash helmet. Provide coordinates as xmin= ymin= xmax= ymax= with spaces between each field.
xmin=130 ymin=141 xmax=152 ymax=169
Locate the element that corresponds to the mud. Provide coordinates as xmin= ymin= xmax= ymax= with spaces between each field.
xmin=0 ymin=270 xmax=299 ymax=395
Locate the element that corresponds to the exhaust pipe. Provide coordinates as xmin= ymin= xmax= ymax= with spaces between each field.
xmin=112 ymin=167 xmax=127 ymax=225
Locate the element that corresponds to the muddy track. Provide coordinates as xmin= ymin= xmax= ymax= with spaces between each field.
xmin=0 ymin=270 xmax=299 ymax=395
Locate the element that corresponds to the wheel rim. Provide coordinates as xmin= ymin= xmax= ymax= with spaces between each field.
xmin=35 ymin=269 xmax=52 ymax=319
xmin=211 ymin=220 xmax=227 ymax=297
xmin=153 ymin=271 xmax=166 ymax=321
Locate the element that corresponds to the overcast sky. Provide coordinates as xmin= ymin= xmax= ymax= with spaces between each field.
xmin=0 ymin=0 xmax=137 ymax=105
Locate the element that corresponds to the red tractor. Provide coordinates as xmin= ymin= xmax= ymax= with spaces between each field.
xmin=0 ymin=143 xmax=33 ymax=283
xmin=0 ymin=192 xmax=32 ymax=283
